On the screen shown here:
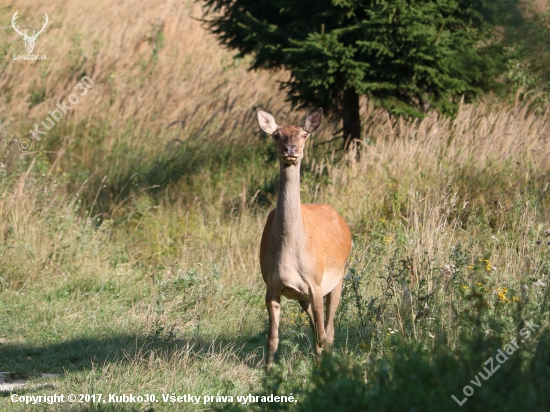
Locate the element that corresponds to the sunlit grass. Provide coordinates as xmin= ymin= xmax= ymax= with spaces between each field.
xmin=1 ymin=0 xmax=550 ymax=410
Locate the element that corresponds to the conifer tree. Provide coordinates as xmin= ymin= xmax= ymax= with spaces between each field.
xmin=203 ymin=0 xmax=515 ymax=147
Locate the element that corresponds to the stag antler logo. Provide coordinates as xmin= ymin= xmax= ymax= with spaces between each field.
xmin=12 ymin=11 xmax=49 ymax=54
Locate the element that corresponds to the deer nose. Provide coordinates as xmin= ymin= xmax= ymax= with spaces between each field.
xmin=283 ymin=145 xmax=298 ymax=156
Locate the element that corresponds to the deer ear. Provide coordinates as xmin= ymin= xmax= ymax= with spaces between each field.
xmin=256 ymin=108 xmax=279 ymax=135
xmin=303 ymin=108 xmax=323 ymax=134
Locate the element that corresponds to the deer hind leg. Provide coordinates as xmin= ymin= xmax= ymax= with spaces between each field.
xmin=265 ymin=288 xmax=281 ymax=372
xmin=324 ymin=278 xmax=343 ymax=347
xmin=298 ymin=300 xmax=322 ymax=355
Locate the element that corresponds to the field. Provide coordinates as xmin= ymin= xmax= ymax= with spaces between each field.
xmin=1 ymin=1 xmax=550 ymax=411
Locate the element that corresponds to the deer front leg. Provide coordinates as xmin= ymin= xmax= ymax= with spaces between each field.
xmin=309 ymin=284 xmax=328 ymax=351
xmin=265 ymin=288 xmax=281 ymax=372
xmin=298 ymin=300 xmax=322 ymax=355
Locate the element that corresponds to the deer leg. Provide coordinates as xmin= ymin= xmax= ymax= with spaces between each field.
xmin=265 ymin=288 xmax=281 ymax=372
xmin=325 ymin=278 xmax=343 ymax=348
xmin=298 ymin=300 xmax=322 ymax=355
xmin=309 ymin=284 xmax=328 ymax=351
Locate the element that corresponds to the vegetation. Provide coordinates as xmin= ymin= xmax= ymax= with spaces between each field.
xmin=1 ymin=0 xmax=550 ymax=411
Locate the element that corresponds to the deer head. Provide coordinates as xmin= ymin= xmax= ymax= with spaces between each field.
xmin=257 ymin=108 xmax=323 ymax=166
xmin=12 ymin=11 xmax=49 ymax=54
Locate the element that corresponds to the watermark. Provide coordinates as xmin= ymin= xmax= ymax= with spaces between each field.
xmin=13 ymin=53 xmax=47 ymax=61
xmin=451 ymin=320 xmax=540 ymax=406
xmin=19 ymin=76 xmax=95 ymax=152
xmin=10 ymin=392 xmax=298 ymax=405
xmin=11 ymin=10 xmax=49 ymax=59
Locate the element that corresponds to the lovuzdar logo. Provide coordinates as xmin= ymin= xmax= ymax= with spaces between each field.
xmin=11 ymin=11 xmax=49 ymax=57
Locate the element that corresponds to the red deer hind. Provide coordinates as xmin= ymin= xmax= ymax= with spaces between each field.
xmin=257 ymin=107 xmax=352 ymax=372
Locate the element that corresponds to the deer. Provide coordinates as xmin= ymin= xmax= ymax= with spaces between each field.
xmin=257 ymin=107 xmax=352 ymax=372
xmin=12 ymin=11 xmax=49 ymax=54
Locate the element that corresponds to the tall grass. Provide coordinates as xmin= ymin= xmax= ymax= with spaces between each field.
xmin=1 ymin=0 xmax=550 ymax=411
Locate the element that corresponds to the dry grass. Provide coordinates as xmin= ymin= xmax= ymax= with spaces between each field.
xmin=1 ymin=0 xmax=292 ymax=141
xmin=1 ymin=1 xmax=550 ymax=410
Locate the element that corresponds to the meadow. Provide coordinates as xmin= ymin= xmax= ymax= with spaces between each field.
xmin=1 ymin=0 xmax=550 ymax=411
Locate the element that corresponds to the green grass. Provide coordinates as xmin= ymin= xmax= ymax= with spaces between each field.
xmin=0 ymin=261 xmax=267 ymax=411
xmin=2 ymin=1 xmax=550 ymax=409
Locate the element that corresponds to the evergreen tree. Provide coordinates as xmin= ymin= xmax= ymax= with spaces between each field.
xmin=203 ymin=0 xmax=515 ymax=147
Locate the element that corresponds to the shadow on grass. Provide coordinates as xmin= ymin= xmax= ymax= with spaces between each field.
xmin=72 ymin=135 xmax=278 ymax=220
xmin=0 ymin=330 xmax=270 ymax=382
xmin=0 ymin=319 xmax=354 ymax=392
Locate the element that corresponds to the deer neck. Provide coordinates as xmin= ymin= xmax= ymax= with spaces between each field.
xmin=273 ymin=161 xmax=303 ymax=244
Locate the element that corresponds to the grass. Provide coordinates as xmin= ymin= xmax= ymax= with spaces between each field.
xmin=1 ymin=0 xmax=550 ymax=411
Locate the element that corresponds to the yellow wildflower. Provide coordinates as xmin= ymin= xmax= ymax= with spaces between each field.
xmin=479 ymin=259 xmax=493 ymax=272
xmin=497 ymin=291 xmax=510 ymax=303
